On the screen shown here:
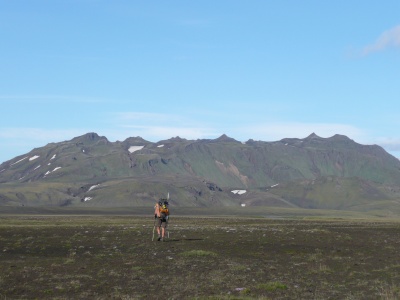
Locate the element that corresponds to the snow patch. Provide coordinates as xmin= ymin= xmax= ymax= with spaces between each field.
xmin=29 ymin=155 xmax=40 ymax=161
xmin=128 ymin=145 xmax=144 ymax=153
xmin=270 ymin=184 xmax=279 ymax=188
xmin=84 ymin=197 xmax=92 ymax=202
xmin=231 ymin=190 xmax=247 ymax=195
xmin=50 ymin=154 xmax=56 ymax=160
xmin=44 ymin=167 xmax=61 ymax=177
xmin=11 ymin=157 xmax=28 ymax=166
xmin=157 ymin=144 xmax=164 ymax=148
xmin=0 ymin=169 xmax=5 ymax=173
xmin=241 ymin=203 xmax=246 ymax=207
xmin=33 ymin=165 xmax=41 ymax=170
xmin=88 ymin=184 xmax=100 ymax=192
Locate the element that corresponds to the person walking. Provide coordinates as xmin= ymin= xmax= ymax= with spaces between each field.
xmin=152 ymin=200 xmax=161 ymax=241
xmin=154 ymin=199 xmax=169 ymax=241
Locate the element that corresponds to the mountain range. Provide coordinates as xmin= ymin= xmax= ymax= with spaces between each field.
xmin=1 ymin=132 xmax=400 ymax=213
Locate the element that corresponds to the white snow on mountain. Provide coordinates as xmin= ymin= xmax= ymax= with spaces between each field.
xmin=157 ymin=144 xmax=164 ymax=148
xmin=44 ymin=167 xmax=61 ymax=177
xmin=10 ymin=157 xmax=28 ymax=166
xmin=29 ymin=155 xmax=40 ymax=161
xmin=231 ymin=190 xmax=247 ymax=195
xmin=50 ymin=154 xmax=56 ymax=160
xmin=33 ymin=165 xmax=41 ymax=170
xmin=84 ymin=197 xmax=92 ymax=201
xmin=88 ymin=184 xmax=100 ymax=191
xmin=128 ymin=146 xmax=144 ymax=153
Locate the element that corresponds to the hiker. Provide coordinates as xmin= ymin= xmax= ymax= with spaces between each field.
xmin=154 ymin=199 xmax=169 ymax=241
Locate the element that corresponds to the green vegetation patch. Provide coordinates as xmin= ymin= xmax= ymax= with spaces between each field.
xmin=257 ymin=281 xmax=288 ymax=291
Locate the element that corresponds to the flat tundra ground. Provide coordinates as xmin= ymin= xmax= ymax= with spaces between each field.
xmin=1 ymin=215 xmax=400 ymax=299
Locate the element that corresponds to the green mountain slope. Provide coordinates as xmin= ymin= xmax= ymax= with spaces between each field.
xmin=1 ymin=132 xmax=400 ymax=211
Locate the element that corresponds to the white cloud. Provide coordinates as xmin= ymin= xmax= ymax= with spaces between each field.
xmin=238 ymin=122 xmax=365 ymax=142
xmin=110 ymin=111 xmax=220 ymax=141
xmin=0 ymin=128 xmax=87 ymax=142
xmin=376 ymin=137 xmax=400 ymax=151
xmin=111 ymin=112 xmax=372 ymax=145
xmin=363 ymin=25 xmax=400 ymax=55
xmin=0 ymin=95 xmax=109 ymax=103
xmin=1 ymin=117 xmax=398 ymax=163
xmin=112 ymin=125 xmax=218 ymax=141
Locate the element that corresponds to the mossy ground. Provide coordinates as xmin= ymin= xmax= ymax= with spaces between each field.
xmin=1 ymin=215 xmax=400 ymax=299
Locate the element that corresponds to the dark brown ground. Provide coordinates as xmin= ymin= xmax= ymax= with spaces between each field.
xmin=1 ymin=215 xmax=400 ymax=299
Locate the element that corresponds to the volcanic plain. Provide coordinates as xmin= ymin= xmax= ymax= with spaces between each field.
xmin=1 ymin=213 xmax=400 ymax=299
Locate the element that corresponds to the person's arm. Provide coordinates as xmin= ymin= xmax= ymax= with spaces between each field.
xmin=154 ymin=204 xmax=159 ymax=218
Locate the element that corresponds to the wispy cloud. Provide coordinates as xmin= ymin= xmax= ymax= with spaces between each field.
xmin=111 ymin=111 xmax=219 ymax=141
xmin=2 ymin=120 xmax=399 ymax=162
xmin=376 ymin=137 xmax=400 ymax=151
xmin=0 ymin=128 xmax=88 ymax=142
xmin=111 ymin=112 xmax=374 ymax=146
xmin=0 ymin=127 xmax=90 ymax=163
xmin=237 ymin=122 xmax=365 ymax=142
xmin=363 ymin=25 xmax=400 ymax=55
xmin=115 ymin=125 xmax=218 ymax=141
xmin=0 ymin=95 xmax=109 ymax=103
xmin=0 ymin=117 xmax=372 ymax=147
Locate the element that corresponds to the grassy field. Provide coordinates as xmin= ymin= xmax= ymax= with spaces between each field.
xmin=1 ymin=213 xmax=400 ymax=299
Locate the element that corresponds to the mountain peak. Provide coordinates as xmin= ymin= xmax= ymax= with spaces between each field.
xmin=305 ymin=132 xmax=321 ymax=140
xmin=214 ymin=134 xmax=238 ymax=143
xmin=329 ymin=134 xmax=352 ymax=142
xmin=122 ymin=136 xmax=149 ymax=144
xmin=168 ymin=136 xmax=187 ymax=142
xmin=72 ymin=132 xmax=108 ymax=143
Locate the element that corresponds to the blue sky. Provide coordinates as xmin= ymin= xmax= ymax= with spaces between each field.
xmin=1 ymin=1 xmax=400 ymax=164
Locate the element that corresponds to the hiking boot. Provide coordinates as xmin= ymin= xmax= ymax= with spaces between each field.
xmin=160 ymin=238 xmax=164 ymax=242
xmin=157 ymin=236 xmax=161 ymax=241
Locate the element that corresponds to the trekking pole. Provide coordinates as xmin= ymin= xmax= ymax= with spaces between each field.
xmin=165 ymin=217 xmax=170 ymax=239
xmin=167 ymin=192 xmax=170 ymax=239
xmin=152 ymin=217 xmax=156 ymax=241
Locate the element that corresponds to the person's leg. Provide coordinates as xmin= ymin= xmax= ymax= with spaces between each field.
xmin=156 ymin=218 xmax=162 ymax=240
xmin=161 ymin=221 xmax=168 ymax=240
xmin=165 ymin=220 xmax=168 ymax=236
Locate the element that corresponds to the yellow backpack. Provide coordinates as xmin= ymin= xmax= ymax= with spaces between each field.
xmin=159 ymin=202 xmax=169 ymax=219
